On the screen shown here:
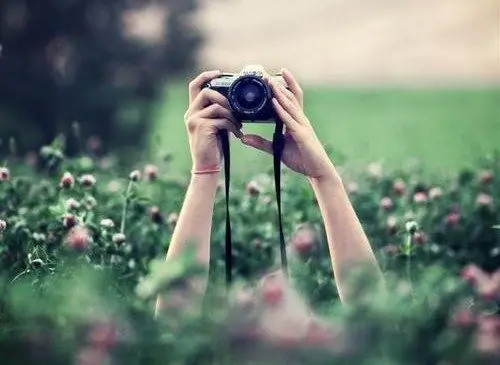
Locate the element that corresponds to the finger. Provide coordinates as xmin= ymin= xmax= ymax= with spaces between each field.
xmin=272 ymin=98 xmax=297 ymax=131
xmin=190 ymin=88 xmax=232 ymax=113
xmin=199 ymin=103 xmax=242 ymax=129
xmin=270 ymin=79 xmax=300 ymax=117
xmin=241 ymin=134 xmax=273 ymax=154
xmin=188 ymin=70 xmax=221 ymax=103
xmin=210 ymin=118 xmax=243 ymax=139
xmin=281 ymin=68 xmax=304 ymax=107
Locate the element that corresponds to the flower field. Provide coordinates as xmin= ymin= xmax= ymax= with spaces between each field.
xmin=0 ymin=138 xmax=499 ymax=364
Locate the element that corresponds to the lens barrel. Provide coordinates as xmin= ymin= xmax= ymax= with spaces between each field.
xmin=228 ymin=76 xmax=270 ymax=117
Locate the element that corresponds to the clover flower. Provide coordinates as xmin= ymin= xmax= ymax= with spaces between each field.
xmin=0 ymin=167 xmax=10 ymax=181
xmin=80 ymin=174 xmax=96 ymax=187
xmin=59 ymin=172 xmax=75 ymax=189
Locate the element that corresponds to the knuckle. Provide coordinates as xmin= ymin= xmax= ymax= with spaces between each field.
xmin=185 ymin=117 xmax=199 ymax=132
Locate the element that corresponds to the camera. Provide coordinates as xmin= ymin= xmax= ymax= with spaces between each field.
xmin=204 ymin=65 xmax=288 ymax=123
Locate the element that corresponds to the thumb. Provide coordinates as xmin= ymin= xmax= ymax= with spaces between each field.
xmin=241 ymin=134 xmax=273 ymax=154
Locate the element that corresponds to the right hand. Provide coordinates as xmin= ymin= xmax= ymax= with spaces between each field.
xmin=184 ymin=70 xmax=243 ymax=172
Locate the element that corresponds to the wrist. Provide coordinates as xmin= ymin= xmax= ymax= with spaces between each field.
xmin=308 ymin=167 xmax=343 ymax=190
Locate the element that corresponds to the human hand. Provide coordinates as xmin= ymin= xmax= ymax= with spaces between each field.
xmin=184 ymin=70 xmax=243 ymax=173
xmin=241 ymin=69 xmax=336 ymax=181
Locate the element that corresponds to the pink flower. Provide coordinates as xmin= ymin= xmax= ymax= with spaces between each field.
xmin=476 ymin=193 xmax=493 ymax=207
xmin=392 ymin=179 xmax=406 ymax=195
xmin=59 ymin=172 xmax=75 ymax=189
xmin=144 ymin=164 xmax=158 ymax=181
xmin=413 ymin=192 xmax=428 ymax=204
xmin=246 ymin=180 xmax=261 ymax=196
xmin=260 ymin=274 xmax=285 ymax=308
xmin=446 ymin=212 xmax=460 ymax=226
xmin=88 ymin=321 xmax=118 ymax=350
xmin=129 ymin=170 xmax=141 ymax=182
xmin=429 ymin=187 xmax=443 ymax=200
xmin=75 ymin=346 xmax=110 ymax=365
xmin=479 ymin=169 xmax=494 ymax=185
xmin=0 ymin=167 xmax=10 ymax=181
xmin=291 ymin=225 xmax=317 ymax=256
xmin=461 ymin=264 xmax=484 ymax=284
xmin=412 ymin=231 xmax=427 ymax=244
xmin=79 ymin=174 xmax=96 ymax=188
xmin=347 ymin=182 xmax=359 ymax=194
xmin=0 ymin=219 xmax=6 ymax=232
xmin=475 ymin=314 xmax=500 ymax=356
xmin=86 ymin=136 xmax=102 ymax=152
xmin=66 ymin=226 xmax=91 ymax=251
xmin=380 ymin=197 xmax=393 ymax=210
xmin=451 ymin=309 xmax=476 ymax=328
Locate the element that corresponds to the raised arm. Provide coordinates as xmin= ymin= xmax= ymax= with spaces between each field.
xmin=156 ymin=71 xmax=242 ymax=314
xmin=241 ymin=69 xmax=384 ymax=304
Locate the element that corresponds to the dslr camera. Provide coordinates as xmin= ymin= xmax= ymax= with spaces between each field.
xmin=204 ymin=65 xmax=288 ymax=122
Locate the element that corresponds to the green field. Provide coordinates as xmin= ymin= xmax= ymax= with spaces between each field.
xmin=150 ymin=83 xmax=500 ymax=177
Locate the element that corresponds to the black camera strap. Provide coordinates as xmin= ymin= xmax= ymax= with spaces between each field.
xmin=220 ymin=120 xmax=288 ymax=287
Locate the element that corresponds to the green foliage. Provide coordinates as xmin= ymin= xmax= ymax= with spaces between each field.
xmin=0 ymin=142 xmax=499 ymax=364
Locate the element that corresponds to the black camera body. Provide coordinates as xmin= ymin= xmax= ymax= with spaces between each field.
xmin=204 ymin=65 xmax=288 ymax=123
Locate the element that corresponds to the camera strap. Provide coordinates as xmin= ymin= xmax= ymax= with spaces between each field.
xmin=220 ymin=120 xmax=288 ymax=287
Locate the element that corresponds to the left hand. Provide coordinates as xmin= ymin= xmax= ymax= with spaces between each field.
xmin=241 ymin=69 xmax=336 ymax=181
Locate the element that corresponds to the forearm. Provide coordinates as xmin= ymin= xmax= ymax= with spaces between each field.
xmin=309 ymin=170 xmax=384 ymax=304
xmin=166 ymin=173 xmax=219 ymax=267
xmin=156 ymin=173 xmax=219 ymax=316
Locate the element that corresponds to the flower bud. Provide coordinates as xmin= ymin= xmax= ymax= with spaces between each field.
xmin=412 ymin=231 xmax=427 ymax=244
xmin=380 ymin=197 xmax=393 ymax=211
xmin=149 ymin=206 xmax=163 ymax=224
xmin=429 ymin=187 xmax=443 ymax=200
xmin=112 ymin=233 xmax=126 ymax=244
xmin=479 ymin=169 xmax=494 ymax=184
xmin=413 ymin=192 xmax=428 ymax=204
xmin=0 ymin=219 xmax=6 ymax=232
xmin=144 ymin=164 xmax=158 ymax=181
xmin=0 ymin=167 xmax=10 ymax=181
xmin=79 ymin=174 xmax=96 ymax=188
xmin=476 ymin=193 xmax=493 ymax=207
xmin=100 ymin=219 xmax=115 ymax=229
xmin=167 ymin=212 xmax=178 ymax=227
xmin=66 ymin=198 xmax=81 ymax=211
xmin=405 ymin=220 xmax=418 ymax=235
xmin=260 ymin=274 xmax=284 ymax=307
xmin=387 ymin=216 xmax=398 ymax=235
xmin=392 ymin=179 xmax=406 ymax=195
xmin=63 ymin=214 xmax=78 ymax=229
xmin=59 ymin=172 xmax=74 ymax=189
xmin=129 ymin=170 xmax=141 ymax=182
xmin=246 ymin=180 xmax=261 ymax=196
xmin=446 ymin=213 xmax=460 ymax=226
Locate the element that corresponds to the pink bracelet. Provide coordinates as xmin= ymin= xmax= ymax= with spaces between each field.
xmin=191 ymin=165 xmax=222 ymax=175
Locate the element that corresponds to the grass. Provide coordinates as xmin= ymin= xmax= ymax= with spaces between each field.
xmin=150 ymin=82 xmax=500 ymax=178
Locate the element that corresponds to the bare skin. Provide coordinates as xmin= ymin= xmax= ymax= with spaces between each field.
xmin=156 ymin=68 xmax=383 ymax=315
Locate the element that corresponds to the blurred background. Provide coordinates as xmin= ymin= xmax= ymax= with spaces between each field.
xmin=0 ymin=0 xmax=498 ymax=175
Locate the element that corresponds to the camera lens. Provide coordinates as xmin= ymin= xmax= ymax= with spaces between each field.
xmin=229 ymin=76 xmax=269 ymax=115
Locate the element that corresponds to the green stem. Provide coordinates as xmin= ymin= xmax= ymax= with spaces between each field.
xmin=120 ymin=181 xmax=134 ymax=234
xmin=405 ymin=234 xmax=413 ymax=291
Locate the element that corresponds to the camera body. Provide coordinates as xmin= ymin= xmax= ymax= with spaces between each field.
xmin=204 ymin=65 xmax=288 ymax=123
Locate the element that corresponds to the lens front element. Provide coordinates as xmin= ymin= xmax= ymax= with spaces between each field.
xmin=228 ymin=76 xmax=270 ymax=116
